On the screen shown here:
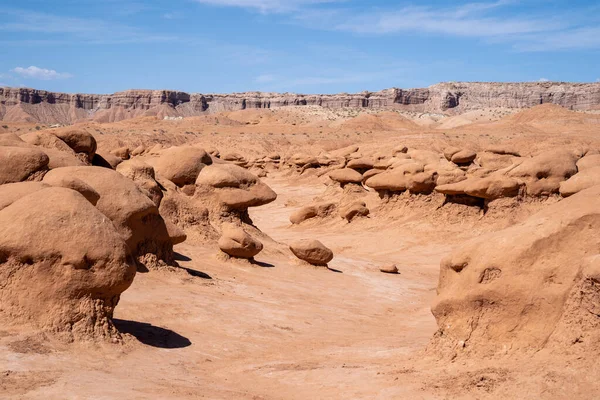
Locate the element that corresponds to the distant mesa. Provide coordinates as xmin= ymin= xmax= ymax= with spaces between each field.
xmin=1 ymin=81 xmax=599 ymax=124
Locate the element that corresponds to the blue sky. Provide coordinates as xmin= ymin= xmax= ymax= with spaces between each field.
xmin=0 ymin=0 xmax=599 ymax=94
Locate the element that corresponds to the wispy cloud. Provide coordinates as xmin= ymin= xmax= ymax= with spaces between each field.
xmin=253 ymin=68 xmax=408 ymax=91
xmin=193 ymin=0 xmax=340 ymax=13
xmin=327 ymin=2 xmax=557 ymax=37
xmin=12 ymin=66 xmax=73 ymax=80
xmin=538 ymin=78 xmax=550 ymax=82
xmin=255 ymin=74 xmax=277 ymax=83
xmin=288 ymin=1 xmax=600 ymax=52
xmin=0 ymin=8 xmax=176 ymax=44
xmin=513 ymin=27 xmax=600 ymax=52
xmin=163 ymin=12 xmax=183 ymax=19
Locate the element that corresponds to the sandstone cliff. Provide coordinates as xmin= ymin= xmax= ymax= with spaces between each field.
xmin=1 ymin=82 xmax=599 ymax=124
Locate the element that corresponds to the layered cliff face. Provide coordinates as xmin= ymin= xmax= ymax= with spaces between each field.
xmin=1 ymin=82 xmax=599 ymax=124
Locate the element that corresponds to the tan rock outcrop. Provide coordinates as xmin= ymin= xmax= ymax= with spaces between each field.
xmin=290 ymin=239 xmax=334 ymax=266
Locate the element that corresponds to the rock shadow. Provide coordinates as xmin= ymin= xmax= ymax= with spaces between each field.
xmin=251 ymin=259 xmax=275 ymax=268
xmin=174 ymin=252 xmax=192 ymax=262
xmin=113 ymin=319 xmax=192 ymax=349
xmin=179 ymin=266 xmax=212 ymax=279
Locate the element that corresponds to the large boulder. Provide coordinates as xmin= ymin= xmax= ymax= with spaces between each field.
xmin=431 ymin=185 xmax=600 ymax=357
xmin=43 ymin=167 xmax=173 ymax=269
xmin=116 ymin=159 xmax=163 ymax=207
xmin=218 ymin=224 xmax=263 ymax=259
xmin=20 ymin=131 xmax=74 ymax=154
xmin=365 ymin=167 xmax=437 ymax=194
xmin=42 ymin=174 xmax=100 ymax=206
xmin=43 ymin=148 xmax=87 ymax=169
xmin=362 ymin=168 xmax=384 ymax=181
xmin=435 ymin=176 xmax=521 ymax=200
xmin=290 ymin=240 xmax=334 ymax=266
xmin=346 ymin=158 xmax=375 ymax=171
xmin=195 ymin=163 xmax=277 ymax=212
xmin=365 ymin=171 xmax=408 ymax=192
xmin=0 ymin=182 xmax=48 ymax=211
xmin=577 ymin=154 xmax=600 ymax=171
xmin=508 ymin=149 xmax=579 ymax=195
xmin=559 ymin=167 xmax=600 ymax=197
xmin=436 ymin=167 xmax=467 ymax=186
xmin=0 ymin=146 xmax=49 ymax=184
xmin=0 ymin=187 xmax=136 ymax=339
xmin=51 ymin=129 xmax=97 ymax=160
xmin=92 ymin=150 xmax=122 ymax=169
xmin=443 ymin=146 xmax=461 ymax=161
xmin=149 ymin=146 xmax=212 ymax=187
xmin=340 ymin=201 xmax=369 ymax=222
xmin=290 ymin=202 xmax=336 ymax=225
xmin=451 ymin=149 xmax=477 ymax=165
xmin=329 ymin=168 xmax=363 ymax=185
xmin=111 ymin=146 xmax=130 ymax=160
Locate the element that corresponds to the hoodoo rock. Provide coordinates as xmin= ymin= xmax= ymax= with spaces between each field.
xmin=111 ymin=146 xmax=130 ymax=160
xmin=290 ymin=239 xmax=334 ymax=266
xmin=43 ymin=166 xmax=174 ymax=269
xmin=42 ymin=174 xmax=100 ymax=206
xmin=365 ymin=167 xmax=437 ymax=194
xmin=20 ymin=131 xmax=77 ymax=154
xmin=195 ymin=163 xmax=277 ymax=212
xmin=0 ymin=181 xmax=48 ymax=211
xmin=340 ymin=201 xmax=370 ymax=222
xmin=93 ymin=150 xmax=122 ymax=169
xmin=559 ymin=166 xmax=600 ymax=197
xmin=0 ymin=146 xmax=49 ymax=184
xmin=346 ymin=158 xmax=375 ymax=171
xmin=149 ymin=146 xmax=212 ymax=187
xmin=450 ymin=149 xmax=477 ymax=165
xmin=116 ymin=159 xmax=164 ymax=206
xmin=0 ymin=187 xmax=136 ymax=339
xmin=218 ymin=223 xmax=263 ymax=259
xmin=508 ymin=149 xmax=579 ymax=195
xmin=290 ymin=202 xmax=336 ymax=225
xmin=329 ymin=168 xmax=363 ymax=185
xmin=436 ymin=176 xmax=522 ymax=200
xmin=51 ymin=129 xmax=97 ymax=160
xmin=443 ymin=147 xmax=461 ymax=161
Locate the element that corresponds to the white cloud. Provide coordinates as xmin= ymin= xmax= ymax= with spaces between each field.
xmin=538 ymin=78 xmax=550 ymax=82
xmin=163 ymin=12 xmax=182 ymax=19
xmin=513 ymin=27 xmax=600 ymax=52
xmin=254 ymin=74 xmax=276 ymax=83
xmin=193 ymin=0 xmax=339 ymax=13
xmin=0 ymin=8 xmax=176 ymax=44
xmin=330 ymin=3 xmax=556 ymax=38
xmin=12 ymin=66 xmax=72 ymax=80
xmin=291 ymin=1 xmax=600 ymax=52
